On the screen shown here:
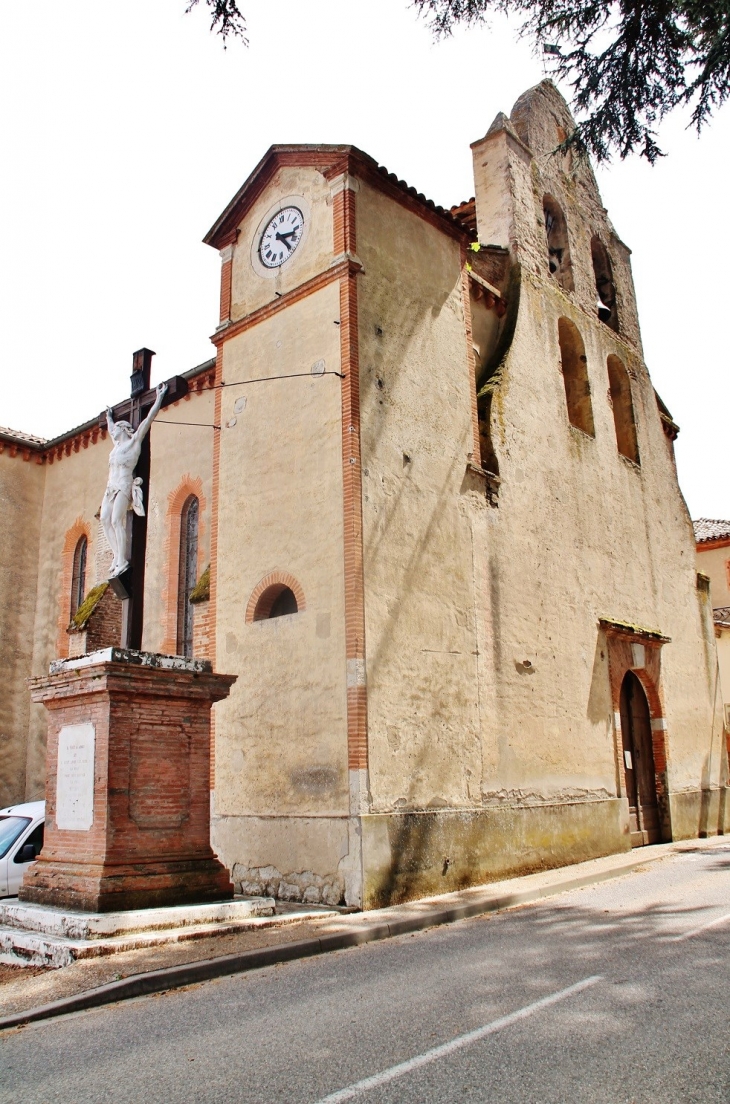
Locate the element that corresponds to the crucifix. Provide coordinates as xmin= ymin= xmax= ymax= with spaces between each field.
xmin=100 ymin=348 xmax=189 ymax=650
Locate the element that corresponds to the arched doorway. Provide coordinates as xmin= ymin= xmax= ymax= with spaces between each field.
xmin=619 ymin=671 xmax=661 ymax=845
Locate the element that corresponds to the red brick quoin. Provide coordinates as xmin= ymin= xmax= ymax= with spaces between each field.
xmin=22 ymin=653 xmax=236 ymax=912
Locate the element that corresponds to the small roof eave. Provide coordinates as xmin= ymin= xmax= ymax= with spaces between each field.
xmin=203 ymin=145 xmax=467 ymax=251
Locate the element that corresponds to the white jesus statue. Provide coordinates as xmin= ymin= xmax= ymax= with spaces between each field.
xmin=101 ymin=382 xmax=167 ymax=577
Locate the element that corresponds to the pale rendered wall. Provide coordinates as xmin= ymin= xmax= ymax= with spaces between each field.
xmin=493 ymin=276 xmax=720 ymax=813
xmin=211 ymin=277 xmax=351 ymax=905
xmin=472 ymin=81 xmax=721 ymax=819
xmin=714 ymin=629 xmax=730 ymax=720
xmin=695 ymin=544 xmax=730 ymax=723
xmin=356 ymin=181 xmax=482 ymax=813
xmin=229 ymin=165 xmax=336 ymax=322
xmin=355 ymin=85 xmax=724 ymax=903
xmin=26 ymin=437 xmax=110 ymax=798
xmin=696 ymin=545 xmax=730 ymax=608
xmin=0 ymin=451 xmax=44 ymax=805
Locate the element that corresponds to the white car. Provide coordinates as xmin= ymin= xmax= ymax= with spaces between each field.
xmin=0 ymin=800 xmax=45 ymax=898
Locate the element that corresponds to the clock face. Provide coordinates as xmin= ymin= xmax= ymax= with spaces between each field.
xmin=258 ymin=206 xmax=305 ymax=269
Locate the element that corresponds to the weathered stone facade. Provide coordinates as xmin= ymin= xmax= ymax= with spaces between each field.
xmin=695 ymin=520 xmax=730 ymax=761
xmin=1 ymin=82 xmax=726 ymax=908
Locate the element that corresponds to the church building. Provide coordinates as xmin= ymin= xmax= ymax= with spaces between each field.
xmin=1 ymin=82 xmax=725 ymax=909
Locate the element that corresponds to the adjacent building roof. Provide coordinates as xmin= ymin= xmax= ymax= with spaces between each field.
xmin=450 ymin=198 xmax=477 ymax=236
xmin=0 ymin=358 xmax=216 ymax=458
xmin=0 ymin=425 xmax=47 ymax=448
xmin=694 ymin=519 xmax=730 ymax=545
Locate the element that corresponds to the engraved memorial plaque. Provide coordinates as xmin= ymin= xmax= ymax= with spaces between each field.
xmin=56 ymin=723 xmax=95 ymax=831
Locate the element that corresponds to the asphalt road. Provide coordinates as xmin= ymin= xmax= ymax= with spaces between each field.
xmin=2 ymin=844 xmax=730 ymax=1104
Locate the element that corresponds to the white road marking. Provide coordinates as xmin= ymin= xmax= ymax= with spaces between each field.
xmin=312 ymin=975 xmax=603 ymax=1104
xmin=668 ymin=911 xmax=730 ymax=942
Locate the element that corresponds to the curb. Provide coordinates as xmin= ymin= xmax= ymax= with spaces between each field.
xmin=0 ymin=850 xmax=659 ymax=1031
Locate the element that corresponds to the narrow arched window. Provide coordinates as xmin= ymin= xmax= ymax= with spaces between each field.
xmin=591 ymin=237 xmax=619 ymax=331
xmin=253 ymin=584 xmax=298 ymax=621
xmin=558 ymin=318 xmax=595 ymax=437
xmin=70 ymin=535 xmax=87 ymax=617
xmin=543 ymin=196 xmax=574 ymax=292
xmin=607 ymin=355 xmax=639 ymax=464
xmin=177 ymin=496 xmax=199 ymax=657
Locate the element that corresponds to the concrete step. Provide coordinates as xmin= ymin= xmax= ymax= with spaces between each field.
xmin=0 ymin=897 xmax=340 ymax=968
xmin=0 ymin=896 xmax=275 ymax=940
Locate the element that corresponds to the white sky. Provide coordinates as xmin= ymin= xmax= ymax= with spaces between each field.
xmin=1 ymin=0 xmax=727 ymax=518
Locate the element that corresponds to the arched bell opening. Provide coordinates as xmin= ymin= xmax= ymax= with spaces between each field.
xmin=591 ymin=236 xmax=619 ymax=331
xmin=557 ymin=317 xmax=595 ymax=437
xmin=543 ymin=196 xmax=574 ymax=292
xmin=607 ymin=354 xmax=639 ymax=464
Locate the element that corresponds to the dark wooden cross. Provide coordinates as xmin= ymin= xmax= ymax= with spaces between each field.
xmin=101 ymin=349 xmax=189 ymax=650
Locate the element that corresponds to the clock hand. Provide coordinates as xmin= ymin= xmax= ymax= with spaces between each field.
xmin=275 ymin=231 xmax=296 ymax=251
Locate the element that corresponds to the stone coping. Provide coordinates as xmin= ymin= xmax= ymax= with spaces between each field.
xmin=49 ymin=648 xmax=212 ymax=676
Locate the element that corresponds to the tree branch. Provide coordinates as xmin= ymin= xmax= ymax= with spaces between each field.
xmin=185 ymin=0 xmax=248 ymax=45
xmin=412 ymin=0 xmax=730 ymax=162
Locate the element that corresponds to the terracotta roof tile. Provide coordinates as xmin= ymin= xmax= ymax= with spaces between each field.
xmin=0 ymin=425 xmax=46 ymax=447
xmin=450 ymin=198 xmax=477 ymax=235
xmin=694 ymin=519 xmax=730 ymax=544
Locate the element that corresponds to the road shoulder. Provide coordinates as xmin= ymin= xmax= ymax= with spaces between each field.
xmin=1 ymin=837 xmax=724 ymax=1029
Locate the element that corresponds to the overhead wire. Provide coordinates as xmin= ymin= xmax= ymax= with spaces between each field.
xmin=155 ymin=368 xmax=346 ymax=429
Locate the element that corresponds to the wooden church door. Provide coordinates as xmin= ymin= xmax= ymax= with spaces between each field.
xmin=619 ymin=671 xmax=661 ymax=846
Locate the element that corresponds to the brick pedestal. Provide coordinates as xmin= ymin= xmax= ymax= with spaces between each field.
xmin=21 ymin=649 xmax=236 ymax=912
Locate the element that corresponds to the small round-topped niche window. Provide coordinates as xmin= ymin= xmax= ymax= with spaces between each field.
xmin=247 ymin=573 xmax=306 ymax=623
xmin=262 ymin=585 xmax=298 ymax=620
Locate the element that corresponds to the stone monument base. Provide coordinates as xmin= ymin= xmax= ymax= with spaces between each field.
xmin=21 ymin=649 xmax=237 ymax=913
xmin=19 ymin=858 xmax=234 ymax=914
xmin=0 ymin=896 xmax=278 ymax=969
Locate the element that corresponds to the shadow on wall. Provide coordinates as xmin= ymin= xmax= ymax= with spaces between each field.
xmin=365 ymin=796 xmax=631 ymax=910
xmin=361 ymin=252 xmax=518 ymax=694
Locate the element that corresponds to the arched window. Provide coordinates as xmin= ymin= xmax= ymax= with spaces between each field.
xmin=253 ymin=584 xmax=298 ymax=621
xmin=246 ymin=573 xmax=305 ymax=624
xmin=70 ymin=535 xmax=87 ymax=617
xmin=177 ymin=495 xmax=199 ymax=657
xmin=591 ymin=237 xmax=619 ymax=331
xmin=543 ymin=196 xmax=574 ymax=292
xmin=607 ymin=355 xmax=639 ymax=464
xmin=558 ymin=318 xmax=595 ymax=437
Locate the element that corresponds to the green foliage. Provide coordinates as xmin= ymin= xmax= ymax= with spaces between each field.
xmin=185 ymin=0 xmax=247 ymax=45
xmin=189 ymin=564 xmax=211 ymax=604
xmin=69 ymin=582 xmax=108 ymax=631
xmin=413 ymin=0 xmax=730 ymax=161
